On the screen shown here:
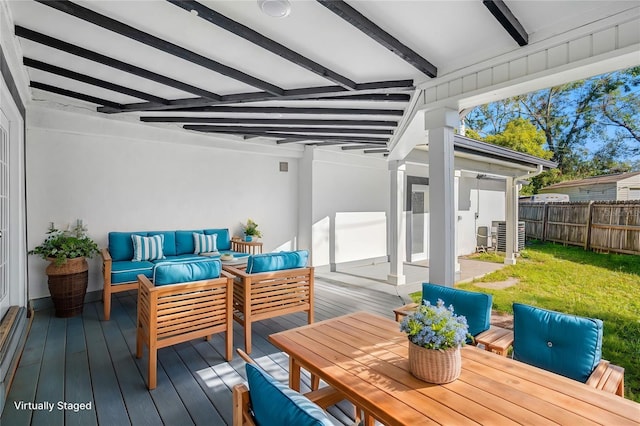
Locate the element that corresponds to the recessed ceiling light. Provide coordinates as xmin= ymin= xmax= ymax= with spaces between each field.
xmin=257 ymin=0 xmax=291 ymax=18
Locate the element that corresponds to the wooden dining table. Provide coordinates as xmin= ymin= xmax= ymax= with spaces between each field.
xmin=269 ymin=311 xmax=640 ymax=425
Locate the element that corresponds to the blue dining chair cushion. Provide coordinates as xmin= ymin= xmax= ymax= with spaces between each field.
xmin=245 ymin=363 xmax=333 ymax=426
xmin=153 ymin=259 xmax=221 ymax=286
xmin=512 ymin=303 xmax=603 ymax=383
xmin=421 ymin=283 xmax=492 ymax=337
xmin=246 ymin=250 xmax=309 ymax=274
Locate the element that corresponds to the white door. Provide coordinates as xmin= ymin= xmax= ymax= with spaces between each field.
xmin=0 ymin=110 xmax=9 ymax=319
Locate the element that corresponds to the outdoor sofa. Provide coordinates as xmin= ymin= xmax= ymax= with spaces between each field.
xmin=101 ymin=228 xmax=248 ymax=320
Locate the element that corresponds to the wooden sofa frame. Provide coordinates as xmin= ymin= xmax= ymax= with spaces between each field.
xmin=136 ymin=271 xmax=234 ymax=389
xmin=223 ymin=265 xmax=314 ymax=354
xmin=101 ymin=248 xmax=137 ymax=321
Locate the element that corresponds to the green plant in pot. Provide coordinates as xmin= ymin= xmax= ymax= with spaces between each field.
xmin=29 ymin=221 xmax=99 ymax=318
xmin=242 ymin=218 xmax=262 ymax=242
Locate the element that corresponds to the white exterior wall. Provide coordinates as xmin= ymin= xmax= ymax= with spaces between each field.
xmin=310 ymin=149 xmax=388 ymax=266
xmin=458 ymin=177 xmax=506 ymax=255
xmin=26 ymin=107 xmax=302 ymax=299
xmin=618 ymin=175 xmax=640 ymax=200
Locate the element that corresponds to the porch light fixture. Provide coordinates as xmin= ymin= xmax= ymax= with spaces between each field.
xmin=258 ymin=0 xmax=291 ymax=18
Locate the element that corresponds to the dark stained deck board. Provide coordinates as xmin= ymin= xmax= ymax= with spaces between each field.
xmin=82 ymin=303 xmax=132 ymax=426
xmin=64 ymin=315 xmax=97 ymax=426
xmin=31 ymin=316 xmax=66 ymax=426
xmin=2 ymin=278 xmax=401 ymax=425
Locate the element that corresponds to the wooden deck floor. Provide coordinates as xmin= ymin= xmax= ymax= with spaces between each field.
xmin=2 ymin=279 xmax=405 ymax=425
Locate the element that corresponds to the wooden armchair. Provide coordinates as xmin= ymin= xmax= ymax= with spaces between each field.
xmin=136 ymin=265 xmax=233 ymax=389
xmin=223 ymin=263 xmax=314 ymax=354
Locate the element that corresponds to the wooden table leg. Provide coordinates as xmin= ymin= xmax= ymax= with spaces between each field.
xmin=289 ymin=357 xmax=301 ymax=392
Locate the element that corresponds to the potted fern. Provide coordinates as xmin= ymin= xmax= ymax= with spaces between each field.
xmin=29 ymin=221 xmax=99 ymax=317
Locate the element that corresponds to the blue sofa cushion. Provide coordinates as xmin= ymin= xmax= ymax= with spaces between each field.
xmin=175 ymin=230 xmax=203 ymax=255
xmin=194 ymin=232 xmax=217 ymax=254
xmin=204 ymin=229 xmax=231 ymax=251
xmin=148 ymin=231 xmax=177 ymax=256
xmin=111 ymin=260 xmax=154 ymax=284
xmin=153 ymin=254 xmax=209 ymax=263
xmin=153 ymin=259 xmax=221 ymax=286
xmin=245 ymin=363 xmax=333 ymax=426
xmin=131 ymin=234 xmax=165 ymax=261
xmin=513 ymin=303 xmax=603 ymax=383
xmin=421 ymin=283 xmax=492 ymax=338
xmin=108 ymin=232 xmax=148 ymax=262
xmin=246 ymin=250 xmax=309 ymax=274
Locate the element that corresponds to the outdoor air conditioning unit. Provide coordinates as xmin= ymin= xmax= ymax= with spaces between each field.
xmin=492 ymin=221 xmax=525 ymax=252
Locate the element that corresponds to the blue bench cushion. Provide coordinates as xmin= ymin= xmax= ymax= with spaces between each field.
xmin=111 ymin=260 xmax=154 ymax=284
xmin=421 ymin=283 xmax=492 ymax=337
xmin=193 ymin=232 xmax=217 ymax=254
xmin=175 ymin=230 xmax=203 ymax=255
xmin=204 ymin=229 xmax=231 ymax=251
xmin=245 ymin=363 xmax=333 ymax=426
xmin=153 ymin=259 xmax=222 ymax=286
xmin=131 ymin=234 xmax=165 ymax=261
xmin=246 ymin=250 xmax=309 ymax=274
xmin=513 ymin=303 xmax=603 ymax=383
xmin=109 ymin=232 xmax=148 ymax=262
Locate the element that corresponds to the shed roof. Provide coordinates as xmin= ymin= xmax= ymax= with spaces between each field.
xmin=543 ymin=171 xmax=640 ymax=189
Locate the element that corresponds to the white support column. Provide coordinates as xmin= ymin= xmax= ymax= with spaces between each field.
xmin=454 ymin=170 xmax=461 ymax=275
xmin=504 ymin=176 xmax=518 ymax=265
xmin=388 ymin=160 xmax=406 ymax=285
xmin=426 ymin=108 xmax=458 ymax=287
xmin=298 ymin=146 xmax=314 ymax=259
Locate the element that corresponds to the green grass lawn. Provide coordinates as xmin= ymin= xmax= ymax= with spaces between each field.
xmin=415 ymin=242 xmax=640 ymax=402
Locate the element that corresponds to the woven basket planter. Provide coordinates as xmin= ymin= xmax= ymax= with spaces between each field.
xmin=45 ymin=257 xmax=88 ymax=318
xmin=408 ymin=342 xmax=461 ymax=384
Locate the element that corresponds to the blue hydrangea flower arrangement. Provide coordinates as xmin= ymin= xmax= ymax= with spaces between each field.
xmin=400 ymin=299 xmax=469 ymax=350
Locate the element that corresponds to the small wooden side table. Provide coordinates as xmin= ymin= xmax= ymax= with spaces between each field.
xmin=231 ymin=240 xmax=263 ymax=255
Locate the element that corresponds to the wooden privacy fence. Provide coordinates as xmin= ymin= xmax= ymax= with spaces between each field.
xmin=519 ymin=201 xmax=640 ymax=255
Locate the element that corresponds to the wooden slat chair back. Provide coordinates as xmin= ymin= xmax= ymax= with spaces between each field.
xmin=136 ymin=271 xmax=233 ymax=389
xmin=224 ymin=264 xmax=314 ymax=354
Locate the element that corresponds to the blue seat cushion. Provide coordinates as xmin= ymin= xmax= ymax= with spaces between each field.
xmin=148 ymin=231 xmax=177 ymax=256
xmin=245 ymin=363 xmax=333 ymax=426
xmin=204 ymin=228 xmax=231 ymax=251
xmin=421 ymin=283 xmax=492 ymax=337
xmin=246 ymin=250 xmax=309 ymax=274
xmin=153 ymin=259 xmax=222 ymax=286
xmin=153 ymin=254 xmax=209 ymax=263
xmin=108 ymin=232 xmax=148 ymax=262
xmin=513 ymin=303 xmax=603 ymax=383
xmin=110 ymin=260 xmax=154 ymax=284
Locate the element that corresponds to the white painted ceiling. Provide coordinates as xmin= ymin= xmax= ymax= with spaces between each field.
xmin=6 ymin=0 xmax=638 ymax=154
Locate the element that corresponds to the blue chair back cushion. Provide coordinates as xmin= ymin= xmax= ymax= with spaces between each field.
xmin=422 ymin=283 xmax=492 ymax=337
xmin=246 ymin=250 xmax=309 ymax=274
xmin=108 ymin=232 xmax=148 ymax=262
xmin=153 ymin=259 xmax=221 ymax=286
xmin=512 ymin=303 xmax=603 ymax=383
xmin=245 ymin=363 xmax=333 ymax=426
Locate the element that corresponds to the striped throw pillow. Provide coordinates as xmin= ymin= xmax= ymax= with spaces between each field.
xmin=193 ymin=233 xmax=217 ymax=254
xmin=131 ymin=234 xmax=165 ymax=261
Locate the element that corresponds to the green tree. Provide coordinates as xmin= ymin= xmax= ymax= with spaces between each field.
xmin=484 ymin=118 xmax=552 ymax=160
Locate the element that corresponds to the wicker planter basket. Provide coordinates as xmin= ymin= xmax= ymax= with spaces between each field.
xmin=408 ymin=342 xmax=461 ymax=384
xmin=45 ymin=257 xmax=89 ymax=318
